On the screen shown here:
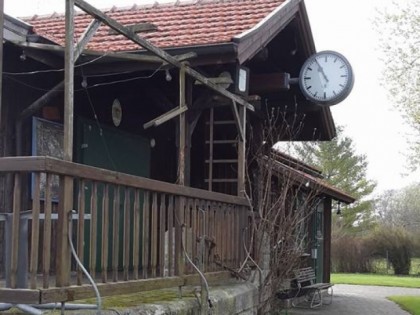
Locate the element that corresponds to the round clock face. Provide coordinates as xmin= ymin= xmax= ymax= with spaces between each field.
xmin=299 ymin=51 xmax=354 ymax=106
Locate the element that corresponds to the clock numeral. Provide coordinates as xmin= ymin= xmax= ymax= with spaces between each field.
xmin=339 ymin=84 xmax=344 ymax=88
xmin=307 ymin=86 xmax=312 ymax=90
xmin=304 ymin=77 xmax=311 ymax=80
xmin=334 ymin=58 xmax=337 ymax=63
xmin=341 ymin=75 xmax=348 ymax=77
xmin=325 ymin=56 xmax=328 ymax=62
xmin=308 ymin=67 xmax=313 ymax=71
xmin=333 ymin=91 xmax=337 ymax=96
xmin=314 ymin=92 xmax=318 ymax=97
xmin=323 ymin=92 xmax=326 ymax=99
xmin=340 ymin=65 xmax=346 ymax=69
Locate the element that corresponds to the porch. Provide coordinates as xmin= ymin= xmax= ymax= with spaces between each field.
xmin=0 ymin=156 xmax=251 ymax=305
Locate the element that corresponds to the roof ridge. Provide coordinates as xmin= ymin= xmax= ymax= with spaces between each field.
xmin=24 ymin=0 xmax=259 ymax=21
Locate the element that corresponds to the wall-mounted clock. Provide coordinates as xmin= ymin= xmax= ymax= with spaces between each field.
xmin=112 ymin=98 xmax=122 ymax=127
xmin=299 ymin=50 xmax=354 ymax=106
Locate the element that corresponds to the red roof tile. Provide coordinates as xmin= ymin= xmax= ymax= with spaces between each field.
xmin=25 ymin=0 xmax=285 ymax=52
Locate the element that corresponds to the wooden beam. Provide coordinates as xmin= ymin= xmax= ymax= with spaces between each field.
xmin=11 ymin=41 xmax=197 ymax=66
xmin=18 ymin=18 xmax=101 ymax=121
xmin=237 ymin=104 xmax=246 ymax=196
xmin=108 ymin=23 xmax=157 ymax=35
xmin=249 ymin=72 xmax=292 ymax=94
xmin=143 ymin=106 xmax=188 ymax=129
xmin=230 ymin=100 xmax=244 ymax=142
xmin=74 ymin=18 xmax=101 ymax=60
xmin=56 ymin=0 xmax=75 ymax=288
xmin=19 ymin=81 xmax=64 ymax=120
xmin=74 ymin=0 xmax=254 ymax=111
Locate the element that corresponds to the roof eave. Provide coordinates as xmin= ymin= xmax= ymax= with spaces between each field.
xmin=232 ymin=0 xmax=301 ymax=64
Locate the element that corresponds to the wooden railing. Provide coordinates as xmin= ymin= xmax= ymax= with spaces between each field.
xmin=0 ymin=156 xmax=251 ymax=303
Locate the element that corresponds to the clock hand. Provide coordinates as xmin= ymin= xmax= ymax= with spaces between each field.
xmin=315 ymin=58 xmax=329 ymax=83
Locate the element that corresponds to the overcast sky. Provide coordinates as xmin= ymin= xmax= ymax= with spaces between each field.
xmin=4 ymin=0 xmax=419 ymax=194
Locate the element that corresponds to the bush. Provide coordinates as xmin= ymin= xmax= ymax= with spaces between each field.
xmin=369 ymin=226 xmax=414 ymax=275
xmin=332 ymin=234 xmax=374 ymax=273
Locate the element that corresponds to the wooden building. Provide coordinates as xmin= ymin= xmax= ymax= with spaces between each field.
xmin=0 ymin=0 xmax=353 ymax=307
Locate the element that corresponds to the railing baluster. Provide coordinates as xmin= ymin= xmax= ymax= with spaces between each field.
xmin=184 ymin=198 xmax=192 ymax=273
xmin=101 ymin=184 xmax=109 ymax=283
xmin=43 ymin=174 xmax=53 ymax=288
xmin=142 ymin=191 xmax=150 ymax=278
xmin=133 ymin=189 xmax=140 ymax=280
xmin=151 ymin=192 xmax=158 ymax=278
xmin=112 ymin=185 xmax=120 ymax=282
xmin=30 ymin=173 xmax=41 ymax=289
xmin=159 ymin=194 xmax=166 ymax=277
xmin=10 ymin=174 xmax=22 ymax=289
xmin=167 ymin=195 xmax=174 ymax=277
xmin=123 ymin=188 xmax=130 ymax=281
xmin=191 ymin=199 xmax=198 ymax=273
xmin=77 ymin=179 xmax=86 ymax=285
xmin=90 ymin=182 xmax=98 ymax=279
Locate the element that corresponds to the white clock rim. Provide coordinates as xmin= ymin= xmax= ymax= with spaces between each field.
xmin=298 ymin=50 xmax=354 ymax=106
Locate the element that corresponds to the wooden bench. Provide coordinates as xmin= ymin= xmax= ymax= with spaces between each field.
xmin=292 ymin=267 xmax=333 ymax=308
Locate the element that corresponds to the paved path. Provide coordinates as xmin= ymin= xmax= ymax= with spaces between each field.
xmin=288 ymin=284 xmax=420 ymax=315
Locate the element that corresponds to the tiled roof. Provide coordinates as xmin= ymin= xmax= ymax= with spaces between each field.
xmin=25 ymin=0 xmax=285 ymax=52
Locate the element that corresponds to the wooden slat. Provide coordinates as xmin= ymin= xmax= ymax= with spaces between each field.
xmin=56 ymin=175 xmax=72 ymax=287
xmin=0 ymin=156 xmax=250 ymax=206
xmin=175 ymin=196 xmax=186 ymax=276
xmin=208 ymin=108 xmax=214 ymax=191
xmin=10 ymin=174 xmax=21 ymax=288
xmin=101 ymin=184 xmax=109 ymax=283
xmin=142 ymin=191 xmax=150 ymax=278
xmin=0 ymin=288 xmax=40 ymax=304
xmin=43 ymin=174 xmax=53 ymax=288
xmin=191 ymin=199 xmax=198 ymax=273
xmin=150 ymin=192 xmax=158 ymax=278
xmin=123 ymin=188 xmax=130 ymax=281
xmin=39 ymin=271 xmax=231 ymax=304
xmin=159 ymin=194 xmax=166 ymax=277
xmin=30 ymin=173 xmax=41 ymax=289
xmin=167 ymin=195 xmax=174 ymax=277
xmin=132 ymin=189 xmax=140 ymax=280
xmin=112 ymin=186 xmax=120 ymax=282
xmin=77 ymin=179 xmax=86 ymax=285
xmin=89 ymin=182 xmax=98 ymax=279
xmin=184 ymin=198 xmax=192 ymax=273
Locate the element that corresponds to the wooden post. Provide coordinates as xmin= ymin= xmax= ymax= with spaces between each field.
xmin=175 ymin=66 xmax=187 ymax=276
xmin=56 ymin=0 xmax=75 ymax=287
xmin=323 ymin=197 xmax=332 ymax=283
xmin=237 ymin=105 xmax=246 ymax=196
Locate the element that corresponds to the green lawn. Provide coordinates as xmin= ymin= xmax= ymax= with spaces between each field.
xmin=388 ymin=296 xmax=420 ymax=315
xmin=332 ymin=273 xmax=420 ymax=288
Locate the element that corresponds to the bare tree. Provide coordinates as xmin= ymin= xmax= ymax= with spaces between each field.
xmin=242 ymin=107 xmax=324 ymax=313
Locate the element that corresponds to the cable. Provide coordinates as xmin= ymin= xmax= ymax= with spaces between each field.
xmin=181 ymin=226 xmax=212 ymax=310
xmin=3 ymin=53 xmax=110 ymax=76
xmin=68 ymin=210 xmax=102 ymax=315
xmin=4 ymin=64 xmax=165 ymax=92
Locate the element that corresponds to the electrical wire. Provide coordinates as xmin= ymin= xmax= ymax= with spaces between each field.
xmin=3 ymin=53 xmax=110 ymax=76
xmin=68 ymin=210 xmax=102 ymax=315
xmin=4 ymin=63 xmax=165 ymax=92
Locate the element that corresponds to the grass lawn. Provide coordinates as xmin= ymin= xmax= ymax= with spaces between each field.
xmin=388 ymin=296 xmax=420 ymax=315
xmin=332 ymin=273 xmax=420 ymax=288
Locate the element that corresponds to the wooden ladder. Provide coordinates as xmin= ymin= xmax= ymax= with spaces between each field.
xmin=205 ymin=107 xmax=239 ymax=194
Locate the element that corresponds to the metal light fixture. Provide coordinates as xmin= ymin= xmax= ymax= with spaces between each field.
xmin=336 ymin=201 xmax=341 ymax=215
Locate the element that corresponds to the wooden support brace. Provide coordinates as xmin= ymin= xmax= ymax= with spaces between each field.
xmin=143 ymin=106 xmax=188 ymax=129
xmin=74 ymin=0 xmax=254 ymax=112
xmin=108 ymin=23 xmax=157 ymax=35
xmin=231 ymin=100 xmax=245 ymax=142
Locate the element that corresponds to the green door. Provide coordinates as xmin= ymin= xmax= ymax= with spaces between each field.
xmin=313 ymin=202 xmax=324 ymax=283
xmin=76 ymin=118 xmax=150 ymax=271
